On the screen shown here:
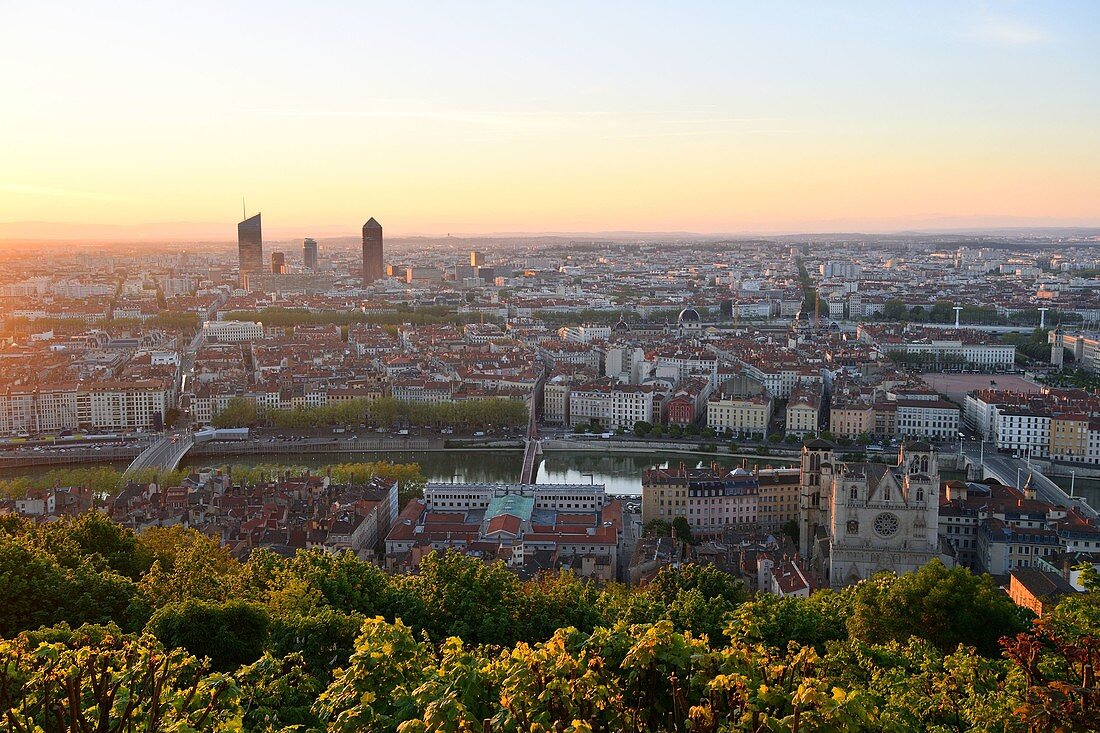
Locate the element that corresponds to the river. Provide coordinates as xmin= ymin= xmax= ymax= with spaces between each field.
xmin=179 ymin=450 xmax=796 ymax=497
xmin=4 ymin=448 xmax=1098 ymax=507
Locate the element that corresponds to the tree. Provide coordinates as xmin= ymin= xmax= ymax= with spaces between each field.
xmin=781 ymin=519 xmax=799 ymax=545
xmin=642 ymin=518 xmax=671 ymax=537
xmin=146 ymin=599 xmax=270 ymax=671
xmin=633 ymin=420 xmax=652 ymax=437
xmin=847 ymin=561 xmax=1028 ymax=656
xmin=236 ymin=652 xmax=325 ymax=732
xmin=518 ymin=570 xmax=604 ymax=641
xmin=211 ymin=396 xmax=260 ymax=427
xmin=267 ymin=608 xmax=370 ymax=676
xmin=671 ymin=515 xmax=693 ymax=544
xmin=400 ymin=550 xmax=523 ymax=644
xmin=648 ymin=564 xmax=746 ymax=642
xmin=726 ymin=590 xmax=852 ymax=651
xmin=884 ymin=299 xmax=909 ymax=321
xmin=1002 ymin=615 xmax=1100 ymax=731
xmin=138 ymin=527 xmax=240 ymax=607
xmin=0 ymin=624 xmax=239 ymax=733
xmin=0 ymin=534 xmax=67 ymax=636
xmin=314 ymin=617 xmax=433 ymax=733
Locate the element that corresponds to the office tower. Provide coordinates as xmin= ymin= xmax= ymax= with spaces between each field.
xmin=362 ymin=217 xmax=384 ymax=286
xmin=271 ymin=251 xmax=286 ymax=275
xmin=470 ymin=250 xmax=485 ymax=267
xmin=303 ymin=238 xmax=318 ymax=270
xmin=237 ymin=213 xmax=263 ymax=288
xmin=386 ymin=263 xmax=404 ymax=278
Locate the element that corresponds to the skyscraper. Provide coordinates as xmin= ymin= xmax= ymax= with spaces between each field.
xmin=271 ymin=251 xmax=286 ymax=275
xmin=362 ymin=217 xmax=384 ymax=286
xmin=303 ymin=238 xmax=318 ymax=271
xmin=470 ymin=250 xmax=484 ymax=267
xmin=237 ymin=213 xmax=263 ymax=288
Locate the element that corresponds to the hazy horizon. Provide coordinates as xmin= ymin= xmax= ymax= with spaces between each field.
xmin=2 ymin=218 xmax=1100 ymax=245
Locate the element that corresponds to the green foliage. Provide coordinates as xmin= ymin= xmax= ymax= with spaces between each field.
xmin=147 ymin=599 xmax=271 ymax=671
xmin=671 ymin=515 xmax=693 ymax=544
xmin=212 ymin=395 xmax=529 ymax=431
xmin=236 ymin=652 xmax=325 ymax=732
xmin=0 ymin=529 xmax=144 ymax=637
xmin=0 ymin=466 xmax=186 ymax=500
xmin=648 ymin=564 xmax=747 ymax=642
xmin=0 ymin=508 xmax=1095 ymax=732
xmin=225 ymin=305 xmax=493 ymax=329
xmin=401 ymin=550 xmax=524 ymax=645
xmin=138 ymin=526 xmax=240 ymax=607
xmin=781 ymin=518 xmax=799 ymax=545
xmin=0 ymin=624 xmax=240 ymax=732
xmin=728 ymin=589 xmax=852 ymax=651
xmin=267 ymin=608 xmax=365 ymax=674
xmin=315 ymin=616 xmax=433 ymax=732
xmin=847 ymin=560 xmax=1029 ymax=656
xmin=145 ymin=310 xmax=202 ymax=332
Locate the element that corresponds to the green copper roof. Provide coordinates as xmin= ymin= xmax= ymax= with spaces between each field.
xmin=485 ymin=494 xmax=534 ymax=523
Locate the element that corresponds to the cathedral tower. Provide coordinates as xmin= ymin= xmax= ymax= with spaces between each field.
xmin=799 ymin=439 xmax=835 ymax=558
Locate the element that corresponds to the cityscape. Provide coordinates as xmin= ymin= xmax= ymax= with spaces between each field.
xmin=1 ymin=2 xmax=1098 ymax=732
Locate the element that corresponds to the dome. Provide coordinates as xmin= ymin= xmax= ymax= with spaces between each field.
xmin=613 ymin=316 xmax=631 ymax=332
xmin=678 ymin=307 xmax=701 ymax=325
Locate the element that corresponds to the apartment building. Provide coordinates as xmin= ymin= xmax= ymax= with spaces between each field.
xmin=568 ymin=379 xmax=662 ymax=429
xmin=895 ymin=397 xmax=960 ymax=441
xmin=785 ymin=386 xmax=821 ymax=436
xmin=0 ymin=380 xmax=173 ymax=434
xmin=707 ymin=393 xmax=772 ymax=435
xmin=641 ymin=465 xmax=759 ymax=533
xmin=755 ymin=467 xmax=801 ymax=532
xmin=202 ymin=320 xmax=264 ymax=343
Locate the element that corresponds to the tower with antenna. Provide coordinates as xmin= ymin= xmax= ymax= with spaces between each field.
xmin=237 ymin=209 xmax=263 ymax=290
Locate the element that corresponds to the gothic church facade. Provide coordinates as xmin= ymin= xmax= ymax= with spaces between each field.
xmin=800 ymin=440 xmax=941 ymax=588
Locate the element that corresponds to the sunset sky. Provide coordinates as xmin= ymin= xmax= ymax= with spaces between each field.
xmin=1 ymin=1 xmax=1098 ymax=238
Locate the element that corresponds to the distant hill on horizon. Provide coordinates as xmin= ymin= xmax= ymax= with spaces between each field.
xmin=1 ymin=219 xmax=1099 ymax=245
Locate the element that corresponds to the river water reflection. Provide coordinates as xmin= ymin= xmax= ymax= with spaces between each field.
xmin=179 ymin=449 xmax=797 ymax=496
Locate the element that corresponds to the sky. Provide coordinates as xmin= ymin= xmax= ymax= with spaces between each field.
xmin=1 ymin=1 xmax=1098 ymax=239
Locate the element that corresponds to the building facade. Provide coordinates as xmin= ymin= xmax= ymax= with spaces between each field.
xmin=303 ymin=238 xmax=318 ymax=270
xmin=362 ymin=218 xmax=384 ymax=285
xmin=237 ymin=214 xmax=263 ymax=288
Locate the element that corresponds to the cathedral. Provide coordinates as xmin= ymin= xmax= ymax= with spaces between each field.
xmin=799 ymin=439 xmax=941 ymax=588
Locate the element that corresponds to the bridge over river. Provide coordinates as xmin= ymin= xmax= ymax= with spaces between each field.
xmin=961 ymin=440 xmax=1096 ymax=518
xmin=124 ymin=433 xmax=195 ymax=476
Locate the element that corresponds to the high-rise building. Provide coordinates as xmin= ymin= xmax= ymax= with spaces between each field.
xmin=362 ymin=218 xmax=384 ymax=286
xmin=303 ymin=238 xmax=318 ymax=271
xmin=271 ymin=251 xmax=286 ymax=275
xmin=470 ymin=250 xmax=485 ymax=267
xmin=237 ymin=213 xmax=263 ymax=288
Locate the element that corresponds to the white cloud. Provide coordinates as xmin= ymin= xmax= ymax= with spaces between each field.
xmin=968 ymin=18 xmax=1052 ymax=46
xmin=0 ymin=183 xmax=135 ymax=202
